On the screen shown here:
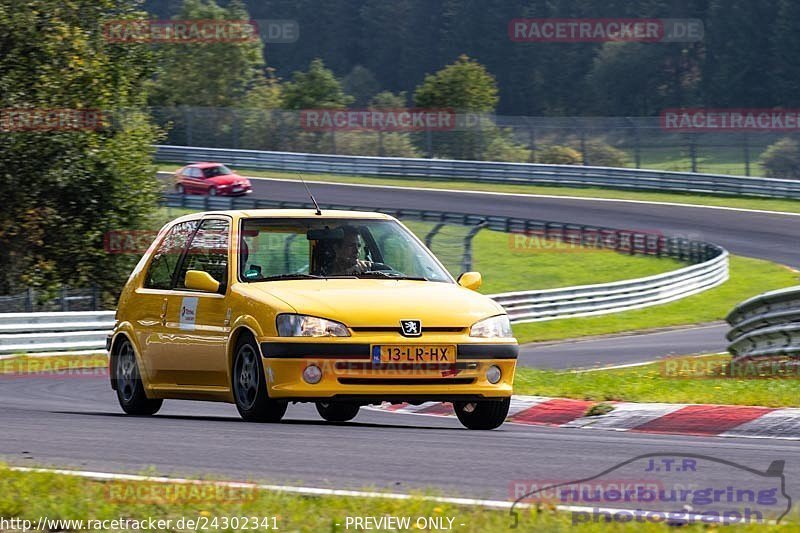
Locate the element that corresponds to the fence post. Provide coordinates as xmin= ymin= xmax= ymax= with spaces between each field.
xmin=631 ymin=119 xmax=641 ymax=169
xmin=92 ymin=286 xmax=100 ymax=311
xmin=579 ymin=126 xmax=588 ymax=166
xmin=26 ymin=287 xmax=34 ymax=312
xmin=61 ymin=287 xmax=68 ymax=312
xmin=462 ymin=222 xmax=486 ymax=273
xmin=424 ymin=223 xmax=446 ymax=249
xmin=425 ymin=130 xmax=433 ymax=158
xmin=688 ymin=134 xmax=697 ymax=173
xmin=528 ymin=124 xmax=537 ymax=163
xmin=185 ymin=106 xmax=193 ymax=147
xmin=743 ymin=133 xmax=751 ymax=177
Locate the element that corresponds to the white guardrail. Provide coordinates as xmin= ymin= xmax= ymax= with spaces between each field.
xmin=0 ymin=311 xmax=115 ymax=355
xmin=726 ymin=286 xmax=800 ymax=362
xmin=0 ymin=251 xmax=728 ymax=354
xmin=155 ymin=144 xmax=800 ymax=199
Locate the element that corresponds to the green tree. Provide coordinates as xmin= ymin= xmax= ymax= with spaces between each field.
xmin=413 ymin=55 xmax=514 ymax=160
xmin=0 ymin=0 xmax=161 ymax=301
xmin=282 ymin=58 xmax=353 ymax=109
xmin=414 ymin=55 xmax=498 ymax=112
xmin=147 ymin=0 xmax=265 ymax=147
xmin=342 ymin=65 xmax=380 ymax=107
xmin=148 ymin=0 xmax=264 ymax=108
xmin=238 ymin=69 xmax=288 ymax=150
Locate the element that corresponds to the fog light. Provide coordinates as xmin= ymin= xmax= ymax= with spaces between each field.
xmin=486 ymin=365 xmax=502 ymax=384
xmin=303 ymin=364 xmax=322 ymax=384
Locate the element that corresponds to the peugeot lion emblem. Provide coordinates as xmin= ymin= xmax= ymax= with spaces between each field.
xmin=400 ymin=319 xmax=422 ymax=337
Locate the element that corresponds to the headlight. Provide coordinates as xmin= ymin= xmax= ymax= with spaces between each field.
xmin=470 ymin=315 xmax=513 ymax=338
xmin=276 ymin=314 xmax=350 ymax=337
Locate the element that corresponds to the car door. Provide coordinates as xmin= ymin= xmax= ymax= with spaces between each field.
xmin=134 ymin=219 xmax=200 ymax=387
xmin=161 ymin=217 xmax=232 ymax=389
xmin=188 ymin=167 xmax=206 ymax=193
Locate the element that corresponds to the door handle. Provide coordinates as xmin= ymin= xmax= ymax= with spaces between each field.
xmin=160 ymin=297 xmax=168 ymax=326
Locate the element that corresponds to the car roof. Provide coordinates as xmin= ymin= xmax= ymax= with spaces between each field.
xmin=184 ymin=162 xmax=228 ymax=169
xmin=169 ymin=209 xmax=396 ymax=223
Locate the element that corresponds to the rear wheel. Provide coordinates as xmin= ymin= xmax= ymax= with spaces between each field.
xmin=232 ymin=335 xmax=287 ymax=423
xmin=175 ymin=183 xmax=185 ymax=195
xmin=316 ymin=402 xmax=360 ymax=422
xmin=114 ymin=338 xmax=163 ymax=416
xmin=454 ymin=398 xmax=510 ymax=430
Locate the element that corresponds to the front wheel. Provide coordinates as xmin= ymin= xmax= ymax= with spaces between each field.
xmin=232 ymin=336 xmax=287 ymax=423
xmin=208 ymin=186 xmax=217 ymax=197
xmin=316 ymin=402 xmax=360 ymax=422
xmin=454 ymin=398 xmax=510 ymax=430
xmin=114 ymin=338 xmax=163 ymax=416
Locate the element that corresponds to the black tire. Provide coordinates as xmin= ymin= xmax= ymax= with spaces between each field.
xmin=114 ymin=338 xmax=163 ymax=416
xmin=175 ymin=183 xmax=185 ymax=195
xmin=453 ymin=398 xmax=510 ymax=430
xmin=208 ymin=186 xmax=217 ymax=197
xmin=232 ymin=335 xmax=287 ymax=423
xmin=316 ymin=402 xmax=360 ymax=422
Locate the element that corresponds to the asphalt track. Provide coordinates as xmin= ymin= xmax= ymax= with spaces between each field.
xmin=517 ymin=323 xmax=729 ymax=369
xmin=2 ymin=375 xmax=799 ymax=515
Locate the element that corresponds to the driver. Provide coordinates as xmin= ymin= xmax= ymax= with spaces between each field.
xmin=329 ymin=226 xmax=372 ymax=275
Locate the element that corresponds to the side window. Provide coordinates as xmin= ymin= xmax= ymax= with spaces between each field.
xmin=189 ymin=168 xmax=202 ymax=178
xmin=241 ymin=230 xmax=309 ymax=280
xmin=176 ymin=218 xmax=230 ymax=289
xmin=144 ymin=221 xmax=199 ymax=289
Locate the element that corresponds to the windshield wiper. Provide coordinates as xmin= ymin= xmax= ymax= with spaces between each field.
xmin=255 ymin=273 xmax=325 ymax=282
xmin=358 ymin=271 xmax=428 ymax=281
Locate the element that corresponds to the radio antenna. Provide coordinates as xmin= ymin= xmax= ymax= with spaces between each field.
xmin=299 ymin=175 xmax=322 ymax=215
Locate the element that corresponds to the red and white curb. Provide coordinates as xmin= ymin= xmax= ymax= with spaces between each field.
xmin=365 ymin=396 xmax=800 ymax=440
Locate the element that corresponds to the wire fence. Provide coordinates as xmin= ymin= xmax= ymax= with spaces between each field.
xmin=144 ymin=107 xmax=800 ymax=177
xmin=0 ymin=287 xmax=102 ymax=313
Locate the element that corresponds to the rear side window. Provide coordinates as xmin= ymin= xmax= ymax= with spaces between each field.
xmin=176 ymin=218 xmax=230 ymax=289
xmin=144 ymin=221 xmax=199 ymax=289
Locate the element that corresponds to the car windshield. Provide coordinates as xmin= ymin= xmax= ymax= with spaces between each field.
xmin=202 ymin=165 xmax=233 ymax=178
xmin=239 ymin=218 xmax=452 ymax=283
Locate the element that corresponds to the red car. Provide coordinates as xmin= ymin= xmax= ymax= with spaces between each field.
xmin=174 ymin=163 xmax=252 ymax=196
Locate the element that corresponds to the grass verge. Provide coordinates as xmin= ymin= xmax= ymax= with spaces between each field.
xmin=159 ymin=164 xmax=800 ymax=215
xmin=0 ymin=354 xmax=107 ymax=374
xmin=514 ymin=354 xmax=800 ymax=408
xmin=0 ymin=465 xmax=794 ymax=531
xmin=512 ymin=255 xmax=799 ymax=344
xmin=401 ymin=222 xmax=683 ymax=294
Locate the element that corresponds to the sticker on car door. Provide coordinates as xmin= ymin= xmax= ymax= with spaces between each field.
xmin=179 ymin=297 xmax=198 ymax=330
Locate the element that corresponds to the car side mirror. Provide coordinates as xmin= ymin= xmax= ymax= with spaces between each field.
xmin=184 ymin=270 xmax=220 ymax=293
xmin=457 ymin=271 xmax=482 ymax=291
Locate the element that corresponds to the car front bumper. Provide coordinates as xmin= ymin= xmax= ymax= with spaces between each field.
xmin=259 ymin=341 xmax=517 ymax=401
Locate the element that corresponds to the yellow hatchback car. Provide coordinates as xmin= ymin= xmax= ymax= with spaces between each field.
xmin=109 ymin=209 xmax=518 ymax=429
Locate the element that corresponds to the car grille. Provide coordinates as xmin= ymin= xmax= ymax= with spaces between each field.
xmin=337 ymin=377 xmax=475 ymax=386
xmin=349 ymin=326 xmax=466 ymax=334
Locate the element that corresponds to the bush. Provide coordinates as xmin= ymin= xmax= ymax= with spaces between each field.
xmin=536 ymin=145 xmax=583 ymax=165
xmin=482 ymin=134 xmax=531 ymax=163
xmin=584 ymin=140 xmax=629 ymax=167
xmin=761 ymin=138 xmax=800 ymax=180
xmin=333 ymin=131 xmax=421 ymax=158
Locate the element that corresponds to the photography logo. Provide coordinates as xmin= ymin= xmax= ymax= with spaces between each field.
xmin=509 ymin=453 xmax=792 ymax=528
